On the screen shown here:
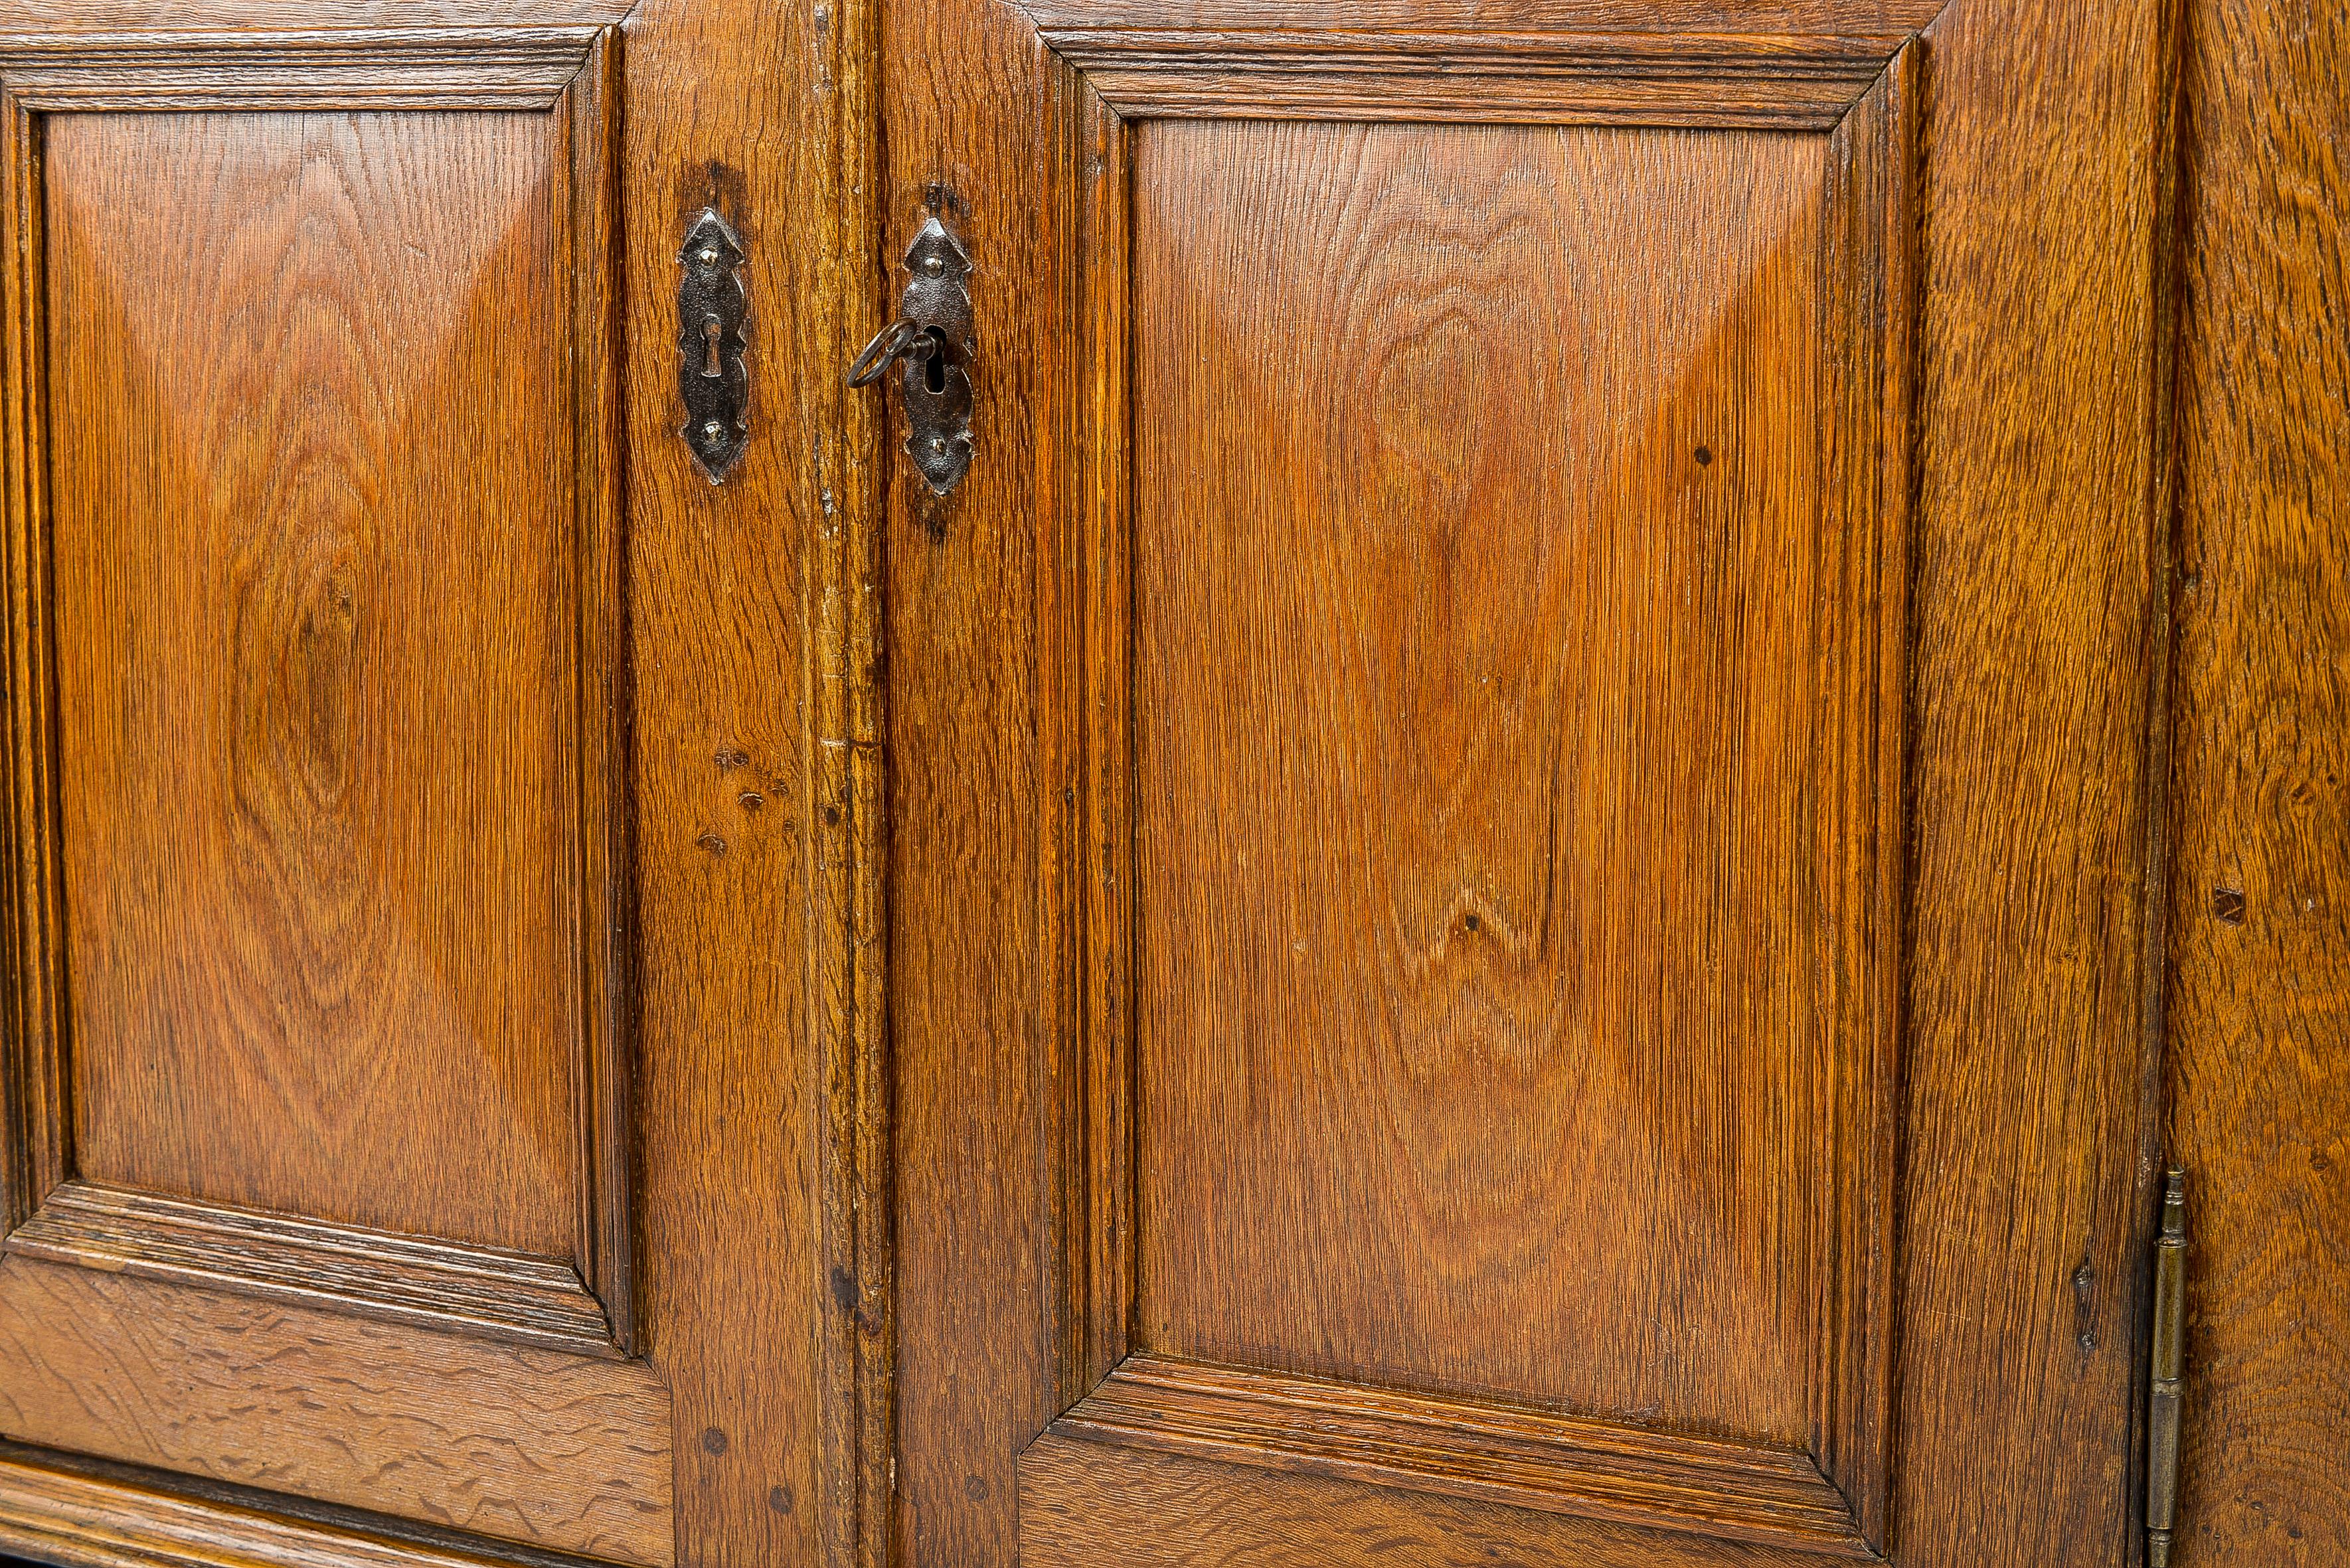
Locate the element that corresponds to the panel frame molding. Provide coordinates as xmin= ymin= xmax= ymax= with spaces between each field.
xmin=0 ymin=23 xmax=639 ymax=1356
xmin=1017 ymin=23 xmax=1921 ymax=1563
xmin=1038 ymin=26 xmax=1916 ymax=127
xmin=0 ymin=1453 xmax=581 ymax=1568
xmin=7 ymin=1179 xmax=624 ymax=1357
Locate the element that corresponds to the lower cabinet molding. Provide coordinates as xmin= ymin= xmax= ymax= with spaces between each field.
xmin=0 ymin=1456 xmax=543 ymax=1568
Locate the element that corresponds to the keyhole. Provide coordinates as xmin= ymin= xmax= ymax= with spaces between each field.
xmin=703 ymin=315 xmax=725 ymax=378
xmin=922 ymin=328 xmax=949 ymax=394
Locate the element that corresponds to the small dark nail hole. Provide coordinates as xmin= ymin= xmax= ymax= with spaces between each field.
xmin=1695 ymin=445 xmax=1713 ymax=466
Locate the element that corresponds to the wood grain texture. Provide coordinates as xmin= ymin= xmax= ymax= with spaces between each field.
xmin=0 ymin=31 xmax=603 ymax=112
xmin=0 ymin=2 xmax=630 ymax=31
xmin=889 ymin=0 xmax=2183 ymax=1564
xmin=1017 ymin=1437 xmax=1848 ymax=1568
xmin=5 ymin=1181 xmax=618 ymax=1356
xmin=2163 ymin=0 xmax=2350 ymax=1556
xmin=1045 ymin=1356 xmax=1869 ymax=1556
xmin=0 ymin=5 xmax=881 ymax=1568
xmin=1035 ymin=28 xmax=1906 ymax=125
xmin=1015 ymin=0 xmax=1946 ymax=33
xmin=890 ymin=13 xmax=1917 ymax=1568
xmin=41 ymin=108 xmax=583 ymax=1257
xmin=612 ymin=0 xmax=890 ymax=1561
xmin=0 ymin=1456 xmax=549 ymax=1568
xmin=1128 ymin=118 xmax=1831 ymax=1435
xmin=1810 ymin=53 xmax=1913 ymax=1533
xmin=1888 ymin=0 xmax=2181 ymax=1558
xmin=0 ymin=1259 xmax=673 ymax=1566
xmin=5 ymin=13 xmax=639 ymax=1345
xmin=881 ymin=1 xmax=1088 ymax=1555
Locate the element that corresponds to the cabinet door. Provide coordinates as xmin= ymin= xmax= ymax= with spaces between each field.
xmin=882 ymin=1 xmax=2175 ymax=1565
xmin=0 ymin=6 xmax=870 ymax=1568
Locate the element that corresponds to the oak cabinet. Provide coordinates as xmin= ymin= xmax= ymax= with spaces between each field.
xmin=0 ymin=1 xmax=2339 ymax=1567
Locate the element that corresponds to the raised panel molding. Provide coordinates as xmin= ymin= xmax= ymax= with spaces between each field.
xmin=1046 ymin=1355 xmax=1878 ymax=1558
xmin=0 ymin=23 xmax=635 ymax=1355
xmin=0 ymin=1261 xmax=674 ymax=1567
xmin=1011 ymin=17 xmax=1920 ymax=1563
xmin=0 ymin=1454 xmax=568 ymax=1568
xmin=0 ymin=29 xmax=605 ymax=111
xmin=5 ymin=1181 xmax=623 ymax=1356
xmin=1034 ymin=27 xmax=1913 ymax=125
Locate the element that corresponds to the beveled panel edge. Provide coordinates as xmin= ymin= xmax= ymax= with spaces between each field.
xmin=1807 ymin=40 xmax=1920 ymax=1551
xmin=0 ymin=28 xmax=603 ymax=110
xmin=1036 ymin=1355 xmax=1879 ymax=1559
xmin=0 ymin=1453 xmax=546 ymax=1568
xmin=0 ymin=29 xmax=641 ymax=1350
xmin=0 ymin=1262 xmax=677 ymax=1568
xmin=550 ymin=22 xmax=641 ymax=1360
xmin=1032 ymin=34 xmax=1924 ymax=1564
xmin=4 ymin=1180 xmax=622 ymax=1358
xmin=0 ymin=1441 xmax=635 ymax=1568
xmin=0 ymin=26 xmax=66 ymax=1242
xmin=1044 ymin=63 xmax=1137 ymax=1413
xmin=1029 ymin=26 xmax=1917 ymax=127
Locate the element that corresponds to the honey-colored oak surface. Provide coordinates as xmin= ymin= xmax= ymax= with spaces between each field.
xmin=1017 ymin=1437 xmax=1841 ymax=1568
xmin=1881 ymin=0 xmax=2182 ymax=1559
xmin=0 ymin=1259 xmax=673 ymax=1565
xmin=0 ymin=1455 xmax=550 ymax=1568
xmin=1131 ymin=119 xmax=1829 ymax=1434
xmin=2164 ymin=0 xmax=2350 ymax=1557
xmin=886 ymin=0 xmax=2179 ymax=1563
xmin=1015 ymin=0 xmax=1944 ymax=31
xmin=5 ymin=0 xmax=2337 ymax=1562
xmin=46 ymin=109 xmax=581 ymax=1254
xmin=0 ymin=1 xmax=888 ymax=1566
xmin=1039 ymin=1354 xmax=1872 ymax=1555
xmin=0 ymin=1 xmax=635 ymax=25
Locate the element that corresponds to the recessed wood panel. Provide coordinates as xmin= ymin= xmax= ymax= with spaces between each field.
xmin=44 ymin=110 xmax=584 ymax=1254
xmin=1130 ymin=119 xmax=1832 ymax=1439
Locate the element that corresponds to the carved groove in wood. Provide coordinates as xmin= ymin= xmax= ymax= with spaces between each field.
xmin=1010 ymin=21 xmax=1920 ymax=1561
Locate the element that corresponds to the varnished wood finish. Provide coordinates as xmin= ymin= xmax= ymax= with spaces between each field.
xmin=1116 ymin=97 xmax=1909 ymax=1549
xmin=1 ymin=33 xmax=642 ymax=1344
xmin=0 ymin=0 xmax=2315 ymax=1561
xmin=612 ymin=0 xmax=892 ymax=1563
xmin=1039 ymin=1355 xmax=1871 ymax=1555
xmin=2164 ymin=0 xmax=2350 ymax=1556
xmin=0 ymin=1259 xmax=673 ymax=1566
xmin=1019 ymin=1437 xmax=1850 ymax=1568
xmin=0 ymin=2 xmax=634 ymax=30
xmin=0 ymin=1456 xmax=552 ymax=1568
xmin=0 ymin=31 xmax=602 ymax=110
xmin=1131 ymin=114 xmax=1829 ymax=1436
xmin=1041 ymin=29 xmax=1907 ymax=125
xmin=886 ymin=0 xmax=2187 ymax=1561
xmin=6 ymin=1181 xmax=618 ymax=1356
xmin=1017 ymin=0 xmax=1948 ymax=31
xmin=41 ymin=104 xmax=591 ymax=1259
xmin=0 ymin=1 xmax=885 ymax=1567
xmin=1887 ymin=0 xmax=2183 ymax=1557
xmin=889 ymin=1 xmax=1923 ymax=1561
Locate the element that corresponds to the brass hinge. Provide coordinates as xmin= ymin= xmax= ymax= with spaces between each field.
xmin=2145 ymin=1168 xmax=2188 ymax=1567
